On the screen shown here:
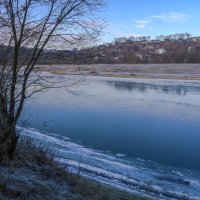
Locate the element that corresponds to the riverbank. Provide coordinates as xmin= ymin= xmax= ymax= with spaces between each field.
xmin=38 ymin=64 xmax=200 ymax=80
xmin=0 ymin=136 xmax=146 ymax=200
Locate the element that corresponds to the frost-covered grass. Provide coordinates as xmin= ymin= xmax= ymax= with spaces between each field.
xmin=0 ymin=137 xmax=146 ymax=200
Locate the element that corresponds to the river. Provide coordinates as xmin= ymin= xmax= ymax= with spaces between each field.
xmin=19 ymin=75 xmax=200 ymax=199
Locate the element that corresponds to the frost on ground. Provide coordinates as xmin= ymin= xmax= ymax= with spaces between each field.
xmin=0 ymin=137 xmax=145 ymax=200
xmin=0 ymin=138 xmax=71 ymax=200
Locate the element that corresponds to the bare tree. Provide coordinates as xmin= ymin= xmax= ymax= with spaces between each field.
xmin=0 ymin=0 xmax=104 ymax=159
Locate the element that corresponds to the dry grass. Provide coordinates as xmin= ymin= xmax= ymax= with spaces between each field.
xmin=0 ymin=137 xmax=70 ymax=199
xmin=0 ymin=136 xmax=147 ymax=200
xmin=38 ymin=64 xmax=200 ymax=80
xmin=70 ymin=178 xmax=147 ymax=200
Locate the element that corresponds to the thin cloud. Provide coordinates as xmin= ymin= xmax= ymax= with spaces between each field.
xmin=134 ymin=19 xmax=151 ymax=29
xmin=151 ymin=12 xmax=190 ymax=23
xmin=106 ymin=24 xmax=141 ymax=38
xmin=134 ymin=12 xmax=190 ymax=29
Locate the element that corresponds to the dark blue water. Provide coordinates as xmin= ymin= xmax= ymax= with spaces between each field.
xmin=20 ymin=76 xmax=200 ymax=170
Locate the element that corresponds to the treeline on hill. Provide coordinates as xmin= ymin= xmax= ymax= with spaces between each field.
xmin=1 ymin=37 xmax=200 ymax=65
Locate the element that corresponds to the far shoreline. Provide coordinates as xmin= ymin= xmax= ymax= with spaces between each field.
xmin=37 ymin=63 xmax=200 ymax=81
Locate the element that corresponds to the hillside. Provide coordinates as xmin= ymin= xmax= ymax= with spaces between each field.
xmin=1 ymin=35 xmax=200 ymax=65
xmin=37 ymin=36 xmax=200 ymax=64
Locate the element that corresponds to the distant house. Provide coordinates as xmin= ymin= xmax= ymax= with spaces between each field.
xmin=114 ymin=37 xmax=127 ymax=44
xmin=154 ymin=48 xmax=166 ymax=55
xmin=144 ymin=45 xmax=154 ymax=50
xmin=191 ymin=37 xmax=200 ymax=42
xmin=187 ymin=37 xmax=193 ymax=42
xmin=178 ymin=38 xmax=184 ymax=41
xmin=188 ymin=46 xmax=192 ymax=52
xmin=151 ymin=40 xmax=160 ymax=43
xmin=114 ymin=57 xmax=119 ymax=60
xmin=135 ymin=53 xmax=143 ymax=60
xmin=164 ymin=38 xmax=171 ymax=42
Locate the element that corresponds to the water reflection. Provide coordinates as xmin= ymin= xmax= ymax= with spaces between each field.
xmin=106 ymin=81 xmax=200 ymax=96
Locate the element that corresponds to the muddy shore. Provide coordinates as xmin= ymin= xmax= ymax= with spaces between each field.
xmin=38 ymin=64 xmax=200 ymax=80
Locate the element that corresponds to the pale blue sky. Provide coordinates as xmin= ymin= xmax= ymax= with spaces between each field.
xmin=101 ymin=0 xmax=200 ymax=42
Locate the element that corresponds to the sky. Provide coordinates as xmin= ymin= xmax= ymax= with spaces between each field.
xmin=101 ymin=0 xmax=200 ymax=43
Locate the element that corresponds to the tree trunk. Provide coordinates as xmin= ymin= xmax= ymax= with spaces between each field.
xmin=0 ymin=125 xmax=18 ymax=161
xmin=0 ymin=95 xmax=18 ymax=161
